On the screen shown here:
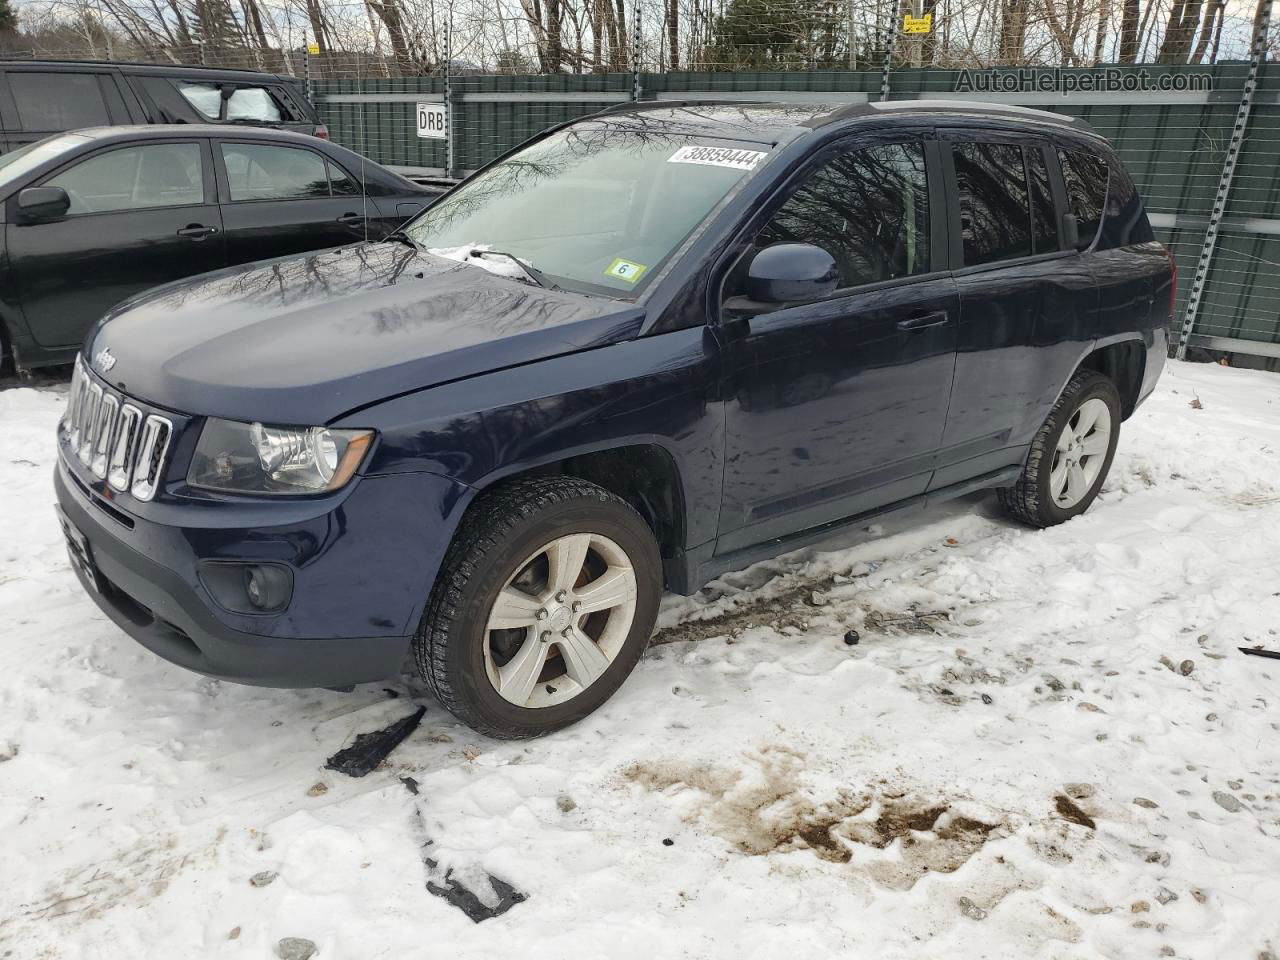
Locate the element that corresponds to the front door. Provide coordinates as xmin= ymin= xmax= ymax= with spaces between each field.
xmin=8 ymin=139 xmax=224 ymax=349
xmin=215 ymin=140 xmax=369 ymax=264
xmin=716 ymin=137 xmax=960 ymax=555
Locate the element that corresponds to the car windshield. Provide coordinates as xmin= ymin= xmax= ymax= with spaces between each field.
xmin=0 ymin=134 xmax=90 ymax=187
xmin=404 ymin=124 xmax=770 ymax=297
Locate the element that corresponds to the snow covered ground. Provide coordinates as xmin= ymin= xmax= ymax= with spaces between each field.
xmin=1 ymin=359 xmax=1278 ymax=960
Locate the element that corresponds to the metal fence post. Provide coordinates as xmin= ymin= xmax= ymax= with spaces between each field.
xmin=302 ymin=37 xmax=312 ymax=103
xmin=632 ymin=0 xmax=643 ymax=101
xmin=879 ymin=8 xmax=895 ymax=101
xmin=445 ymin=21 xmax=458 ymax=179
xmin=1176 ymin=0 xmax=1273 ymax=359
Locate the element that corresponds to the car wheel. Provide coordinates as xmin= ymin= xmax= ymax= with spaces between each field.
xmin=998 ymin=369 xmax=1122 ymax=528
xmin=415 ymin=476 xmax=662 ymax=738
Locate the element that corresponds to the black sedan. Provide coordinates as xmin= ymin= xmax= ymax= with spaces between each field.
xmin=0 ymin=125 xmax=441 ymax=370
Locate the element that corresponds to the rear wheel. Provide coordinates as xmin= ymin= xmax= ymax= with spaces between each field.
xmin=999 ymin=370 xmax=1121 ymax=528
xmin=415 ymin=477 xmax=661 ymax=738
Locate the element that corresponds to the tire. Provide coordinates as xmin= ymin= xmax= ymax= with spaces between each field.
xmin=414 ymin=476 xmax=662 ymax=739
xmin=998 ymin=370 xmax=1122 ymax=528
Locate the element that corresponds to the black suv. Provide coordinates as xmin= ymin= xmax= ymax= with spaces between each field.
xmin=55 ymin=101 xmax=1172 ymax=738
xmin=0 ymin=60 xmax=324 ymax=154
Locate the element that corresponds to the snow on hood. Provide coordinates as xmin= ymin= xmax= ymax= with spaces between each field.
xmin=426 ymin=243 xmax=533 ymax=280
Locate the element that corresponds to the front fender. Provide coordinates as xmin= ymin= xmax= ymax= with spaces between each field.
xmin=339 ymin=326 xmax=724 ymax=550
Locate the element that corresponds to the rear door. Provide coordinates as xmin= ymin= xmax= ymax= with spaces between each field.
xmin=7 ymin=138 xmax=225 ymax=348
xmin=932 ymin=133 xmax=1097 ymax=488
xmin=214 ymin=139 xmax=369 ymax=263
xmin=0 ymin=66 xmax=130 ymax=153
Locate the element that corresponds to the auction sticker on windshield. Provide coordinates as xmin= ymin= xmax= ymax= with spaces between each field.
xmin=605 ymin=258 xmax=648 ymax=283
xmin=667 ymin=145 xmax=767 ymax=170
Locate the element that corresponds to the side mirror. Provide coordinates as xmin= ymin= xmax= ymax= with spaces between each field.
xmin=17 ymin=186 xmax=70 ymax=224
xmin=1061 ymin=212 xmax=1080 ymax=251
xmin=747 ymin=243 xmax=839 ymax=304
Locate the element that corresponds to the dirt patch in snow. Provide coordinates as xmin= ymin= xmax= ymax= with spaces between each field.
xmin=625 ymin=749 xmax=1001 ymax=882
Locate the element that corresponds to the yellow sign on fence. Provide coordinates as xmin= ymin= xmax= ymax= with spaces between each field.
xmin=902 ymin=13 xmax=933 ymax=34
xmin=306 ymin=41 xmax=320 ymax=55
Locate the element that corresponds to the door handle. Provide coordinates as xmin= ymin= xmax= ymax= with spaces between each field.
xmin=177 ymin=224 xmax=218 ymax=240
xmin=897 ymin=310 xmax=949 ymax=332
xmin=337 ymin=213 xmax=364 ymax=226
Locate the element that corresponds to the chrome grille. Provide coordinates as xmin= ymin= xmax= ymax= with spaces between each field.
xmin=63 ymin=358 xmax=173 ymax=503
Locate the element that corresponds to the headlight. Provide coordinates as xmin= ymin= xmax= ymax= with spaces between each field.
xmin=188 ymin=418 xmax=374 ymax=495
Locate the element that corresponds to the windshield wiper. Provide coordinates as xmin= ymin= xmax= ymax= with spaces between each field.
xmin=384 ymin=229 xmax=421 ymax=250
xmin=474 ymin=249 xmax=559 ymax=290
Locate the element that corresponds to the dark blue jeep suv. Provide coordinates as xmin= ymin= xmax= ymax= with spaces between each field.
xmin=55 ymin=100 xmax=1172 ymax=737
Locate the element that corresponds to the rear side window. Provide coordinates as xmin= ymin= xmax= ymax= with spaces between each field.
xmin=47 ymin=143 xmax=204 ymax=214
xmin=221 ymin=143 xmax=329 ymax=201
xmin=1027 ymin=149 xmax=1058 ymax=253
xmin=1058 ymin=150 xmax=1108 ymax=250
xmin=177 ymin=81 xmax=222 ymax=118
xmin=757 ymin=141 xmax=931 ymax=288
xmin=8 ymin=72 xmax=111 ymax=131
xmin=953 ymin=142 xmax=1032 ymax=266
xmin=1098 ymin=162 xmax=1154 ymax=249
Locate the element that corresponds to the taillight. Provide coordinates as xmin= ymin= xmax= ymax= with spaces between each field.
xmin=1166 ymin=246 xmax=1177 ymax=321
xmin=314 ymin=124 xmax=330 ymax=140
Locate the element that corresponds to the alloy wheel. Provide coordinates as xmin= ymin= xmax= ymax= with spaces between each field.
xmin=1050 ymin=397 xmax=1112 ymax=508
xmin=482 ymin=532 xmax=638 ymax=709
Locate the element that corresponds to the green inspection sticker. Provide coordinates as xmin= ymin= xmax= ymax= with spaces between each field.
xmin=605 ymin=258 xmax=648 ymax=283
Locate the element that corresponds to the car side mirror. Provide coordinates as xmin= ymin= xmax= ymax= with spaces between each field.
xmin=17 ymin=186 xmax=70 ymax=224
xmin=746 ymin=243 xmax=840 ymax=305
xmin=1061 ymin=212 xmax=1080 ymax=250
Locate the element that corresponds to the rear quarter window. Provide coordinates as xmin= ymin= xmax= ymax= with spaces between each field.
xmin=1097 ymin=161 xmax=1154 ymax=248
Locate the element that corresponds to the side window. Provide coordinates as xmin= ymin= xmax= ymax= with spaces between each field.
xmin=47 ymin=143 xmax=204 ymax=215
xmin=1058 ymin=149 xmax=1107 ymax=250
xmin=1027 ymin=148 xmax=1058 ymax=253
xmin=953 ymin=141 xmax=1032 ymax=265
xmin=755 ymin=141 xmax=930 ymax=290
xmin=8 ymin=73 xmax=111 ymax=131
xmin=1098 ymin=162 xmax=1154 ymax=249
xmin=221 ymin=143 xmax=330 ymax=201
xmin=176 ymin=81 xmax=222 ymax=119
xmin=326 ymin=160 xmax=360 ymax=196
xmin=225 ymin=87 xmax=284 ymax=122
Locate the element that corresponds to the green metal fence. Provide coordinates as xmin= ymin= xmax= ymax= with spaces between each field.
xmin=314 ymin=62 xmax=1280 ymax=367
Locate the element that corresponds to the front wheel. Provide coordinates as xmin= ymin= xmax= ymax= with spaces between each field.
xmin=415 ymin=477 xmax=662 ymax=738
xmin=999 ymin=370 xmax=1122 ymax=528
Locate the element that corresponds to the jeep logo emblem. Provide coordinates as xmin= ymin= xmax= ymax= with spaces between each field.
xmin=93 ymin=347 xmax=116 ymax=374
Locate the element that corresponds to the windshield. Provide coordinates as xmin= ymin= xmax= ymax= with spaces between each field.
xmin=0 ymin=135 xmax=90 ymax=187
xmin=404 ymin=125 xmax=770 ymax=297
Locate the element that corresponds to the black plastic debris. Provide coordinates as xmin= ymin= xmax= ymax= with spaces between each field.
xmin=325 ymin=706 xmax=426 ymax=778
xmin=427 ymin=873 xmax=527 ymax=923
xmin=1240 ymin=647 xmax=1280 ymax=660
xmin=401 ymin=776 xmax=420 ymax=795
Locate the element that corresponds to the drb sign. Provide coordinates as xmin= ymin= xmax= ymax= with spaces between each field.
xmin=416 ymin=102 xmax=447 ymax=139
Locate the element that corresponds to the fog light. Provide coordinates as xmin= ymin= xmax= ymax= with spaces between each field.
xmin=199 ymin=561 xmax=293 ymax=615
xmin=245 ymin=567 xmax=265 ymax=609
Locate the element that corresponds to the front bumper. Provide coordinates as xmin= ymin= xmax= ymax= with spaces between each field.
xmin=55 ymin=458 xmax=467 ymax=688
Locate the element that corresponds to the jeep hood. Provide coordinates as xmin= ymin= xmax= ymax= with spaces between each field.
xmin=85 ymin=242 xmax=645 ymax=424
